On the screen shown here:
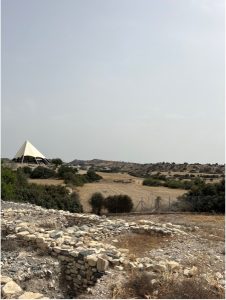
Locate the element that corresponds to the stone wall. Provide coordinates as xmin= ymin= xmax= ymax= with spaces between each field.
xmin=2 ymin=201 xmax=193 ymax=295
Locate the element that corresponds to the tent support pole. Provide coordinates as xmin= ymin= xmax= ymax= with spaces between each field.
xmin=21 ymin=155 xmax=24 ymax=164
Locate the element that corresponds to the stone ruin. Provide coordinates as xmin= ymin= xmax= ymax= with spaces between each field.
xmin=1 ymin=201 xmax=194 ymax=298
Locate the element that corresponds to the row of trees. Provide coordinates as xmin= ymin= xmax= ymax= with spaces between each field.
xmin=143 ymin=176 xmax=205 ymax=190
xmin=89 ymin=193 xmax=133 ymax=214
xmin=19 ymin=165 xmax=102 ymax=186
xmin=1 ymin=167 xmax=83 ymax=213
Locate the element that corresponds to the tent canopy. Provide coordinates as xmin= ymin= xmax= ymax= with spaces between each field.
xmin=13 ymin=140 xmax=48 ymax=164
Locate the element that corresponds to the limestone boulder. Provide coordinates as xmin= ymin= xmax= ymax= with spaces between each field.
xmin=86 ymin=255 xmax=98 ymax=267
xmin=2 ymin=280 xmax=23 ymax=298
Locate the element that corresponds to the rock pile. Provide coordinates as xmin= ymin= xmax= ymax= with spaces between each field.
xmin=0 ymin=275 xmax=48 ymax=299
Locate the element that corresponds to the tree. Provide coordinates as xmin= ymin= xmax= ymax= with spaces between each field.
xmin=51 ymin=158 xmax=63 ymax=166
xmin=89 ymin=192 xmax=104 ymax=215
xmin=104 ymin=195 xmax=133 ymax=213
xmin=179 ymin=180 xmax=225 ymax=213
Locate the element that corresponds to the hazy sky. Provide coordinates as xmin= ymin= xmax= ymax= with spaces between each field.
xmin=2 ymin=0 xmax=225 ymax=163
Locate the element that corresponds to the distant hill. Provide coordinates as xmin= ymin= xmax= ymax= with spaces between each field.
xmin=69 ymin=159 xmax=225 ymax=176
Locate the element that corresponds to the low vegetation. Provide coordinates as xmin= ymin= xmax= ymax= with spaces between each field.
xmin=104 ymin=194 xmax=133 ymax=213
xmin=177 ymin=179 xmax=225 ymax=213
xmin=143 ymin=175 xmax=205 ymax=190
xmin=117 ymin=271 xmax=224 ymax=299
xmin=51 ymin=158 xmax=63 ymax=166
xmin=89 ymin=192 xmax=104 ymax=215
xmin=1 ymin=167 xmax=83 ymax=213
xmin=15 ymin=165 xmax=103 ymax=187
xmin=30 ymin=166 xmax=56 ymax=179
xmin=89 ymin=192 xmax=134 ymax=214
xmin=58 ymin=165 xmax=102 ymax=186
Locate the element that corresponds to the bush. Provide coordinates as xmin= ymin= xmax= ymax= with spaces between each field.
xmin=89 ymin=192 xmax=104 ymax=215
xmin=15 ymin=184 xmax=83 ymax=213
xmin=19 ymin=166 xmax=32 ymax=176
xmin=85 ymin=169 xmax=102 ymax=182
xmin=104 ymin=194 xmax=133 ymax=213
xmin=1 ymin=166 xmax=83 ymax=213
xmin=64 ymin=173 xmax=86 ymax=186
xmin=118 ymin=271 xmax=224 ymax=299
xmin=1 ymin=167 xmax=20 ymax=200
xmin=59 ymin=167 xmax=102 ymax=186
xmin=51 ymin=158 xmax=63 ymax=166
xmin=58 ymin=165 xmax=78 ymax=178
xmin=177 ymin=180 xmax=225 ymax=213
xmin=143 ymin=178 xmax=162 ymax=186
xmin=30 ymin=166 xmax=56 ymax=179
xmin=143 ymin=176 xmax=205 ymax=190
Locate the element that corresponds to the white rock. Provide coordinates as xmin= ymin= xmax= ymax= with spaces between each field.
xmin=0 ymin=275 xmax=13 ymax=284
xmin=86 ymin=255 xmax=98 ymax=267
xmin=2 ymin=280 xmax=23 ymax=298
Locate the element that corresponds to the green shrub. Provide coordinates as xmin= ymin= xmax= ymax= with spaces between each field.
xmin=143 ymin=176 xmax=205 ymax=190
xmin=60 ymin=168 xmax=102 ymax=186
xmin=85 ymin=169 xmax=102 ymax=182
xmin=178 ymin=180 xmax=225 ymax=213
xmin=58 ymin=165 xmax=78 ymax=178
xmin=30 ymin=166 xmax=56 ymax=179
xmin=1 ymin=167 xmax=20 ymax=200
xmin=51 ymin=158 xmax=63 ymax=166
xmin=104 ymin=194 xmax=133 ymax=213
xmin=89 ymin=192 xmax=104 ymax=215
xmin=64 ymin=173 xmax=86 ymax=186
xmin=1 ymin=166 xmax=83 ymax=213
xmin=143 ymin=178 xmax=162 ymax=186
xmin=19 ymin=166 xmax=32 ymax=176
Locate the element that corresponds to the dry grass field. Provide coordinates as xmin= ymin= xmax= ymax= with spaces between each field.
xmin=76 ymin=172 xmax=186 ymax=212
xmin=28 ymin=172 xmax=186 ymax=212
xmin=28 ymin=179 xmax=65 ymax=186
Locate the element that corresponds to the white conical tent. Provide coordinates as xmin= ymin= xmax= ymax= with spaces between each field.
xmin=13 ymin=140 xmax=48 ymax=164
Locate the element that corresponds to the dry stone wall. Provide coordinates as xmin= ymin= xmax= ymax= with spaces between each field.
xmin=2 ymin=201 xmax=194 ymax=297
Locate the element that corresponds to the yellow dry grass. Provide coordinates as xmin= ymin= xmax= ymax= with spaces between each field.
xmin=28 ymin=172 xmax=186 ymax=212
xmin=28 ymin=179 xmax=65 ymax=186
xmin=76 ymin=172 xmax=186 ymax=212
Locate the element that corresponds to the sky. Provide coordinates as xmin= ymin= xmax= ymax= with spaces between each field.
xmin=1 ymin=0 xmax=225 ymax=164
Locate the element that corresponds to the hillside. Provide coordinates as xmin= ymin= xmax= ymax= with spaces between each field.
xmin=70 ymin=159 xmax=225 ymax=176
